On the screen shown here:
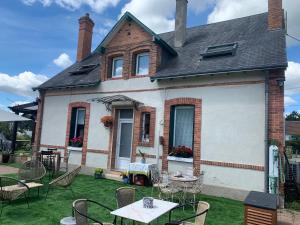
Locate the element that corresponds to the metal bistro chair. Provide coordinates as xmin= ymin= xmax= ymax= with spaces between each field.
xmin=73 ymin=199 xmax=116 ymax=225
xmin=0 ymin=176 xmax=30 ymax=216
xmin=166 ymin=201 xmax=210 ymax=225
xmin=150 ymin=165 xmax=165 ymax=197
xmin=18 ymin=160 xmax=46 ymax=183
xmin=183 ymin=176 xmax=203 ymax=211
xmin=116 ymin=187 xmax=136 ymax=224
xmin=46 ymin=166 xmax=81 ymax=199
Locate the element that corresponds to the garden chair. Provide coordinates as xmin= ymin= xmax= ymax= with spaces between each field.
xmin=46 ymin=165 xmax=81 ymax=198
xmin=73 ymin=199 xmax=116 ymax=225
xmin=150 ymin=166 xmax=168 ymax=197
xmin=158 ymin=180 xmax=181 ymax=202
xmin=0 ymin=176 xmax=30 ymax=216
xmin=183 ymin=176 xmax=203 ymax=211
xmin=166 ymin=201 xmax=210 ymax=225
xmin=115 ymin=187 xmax=136 ymax=224
xmin=18 ymin=160 xmax=46 ymax=182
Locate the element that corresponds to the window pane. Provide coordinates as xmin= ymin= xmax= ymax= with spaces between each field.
xmin=119 ymin=123 xmax=133 ymax=158
xmin=112 ymin=58 xmax=123 ymax=77
xmin=142 ymin=113 xmax=150 ymax=143
xmin=174 ymin=106 xmax=194 ymax=148
xmin=77 ymin=109 xmax=85 ymax=125
xmin=136 ymin=54 xmax=149 ymax=75
xmin=119 ymin=109 xmax=133 ymax=119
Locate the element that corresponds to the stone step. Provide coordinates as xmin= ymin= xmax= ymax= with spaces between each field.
xmin=104 ymin=171 xmax=122 ymax=182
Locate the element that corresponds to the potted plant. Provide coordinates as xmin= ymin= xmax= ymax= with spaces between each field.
xmin=120 ymin=172 xmax=129 ymax=184
xmin=70 ymin=136 xmax=83 ymax=147
xmin=94 ymin=168 xmax=104 ymax=179
xmin=139 ymin=149 xmax=146 ymax=164
xmin=101 ymin=115 xmax=113 ymax=128
xmin=2 ymin=149 xmax=11 ymax=163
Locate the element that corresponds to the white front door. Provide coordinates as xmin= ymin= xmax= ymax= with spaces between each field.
xmin=116 ymin=109 xmax=133 ymax=170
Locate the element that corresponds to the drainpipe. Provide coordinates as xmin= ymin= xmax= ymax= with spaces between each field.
xmin=265 ymin=73 xmax=270 ymax=193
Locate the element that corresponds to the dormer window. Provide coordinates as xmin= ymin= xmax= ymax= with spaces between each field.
xmin=135 ymin=53 xmax=149 ymax=76
xmin=112 ymin=57 xmax=123 ymax=77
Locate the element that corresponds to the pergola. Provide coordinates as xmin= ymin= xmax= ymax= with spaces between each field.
xmin=0 ymin=101 xmax=38 ymax=153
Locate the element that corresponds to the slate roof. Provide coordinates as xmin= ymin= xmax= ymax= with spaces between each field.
xmin=35 ymin=12 xmax=287 ymax=90
xmin=153 ymin=13 xmax=287 ymax=80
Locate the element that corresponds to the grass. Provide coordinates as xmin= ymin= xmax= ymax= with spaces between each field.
xmin=0 ymin=173 xmax=244 ymax=225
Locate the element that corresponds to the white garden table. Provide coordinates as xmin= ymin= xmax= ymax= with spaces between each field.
xmin=111 ymin=199 xmax=178 ymax=224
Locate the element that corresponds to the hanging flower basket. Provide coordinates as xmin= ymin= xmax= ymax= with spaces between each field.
xmin=101 ymin=115 xmax=113 ymax=128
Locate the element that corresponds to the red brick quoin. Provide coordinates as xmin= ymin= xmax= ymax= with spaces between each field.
xmin=162 ymin=98 xmax=202 ymax=176
xmin=65 ymin=102 xmax=90 ymax=165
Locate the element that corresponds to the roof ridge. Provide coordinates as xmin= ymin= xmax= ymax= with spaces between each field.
xmin=158 ymin=12 xmax=268 ymax=36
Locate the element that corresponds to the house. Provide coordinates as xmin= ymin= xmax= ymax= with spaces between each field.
xmin=33 ymin=0 xmax=287 ymax=199
xmin=285 ymin=121 xmax=300 ymax=141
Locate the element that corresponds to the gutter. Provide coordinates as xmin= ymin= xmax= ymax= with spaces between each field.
xmin=32 ymin=81 xmax=100 ymax=91
xmin=264 ymin=73 xmax=270 ymax=193
xmin=150 ymin=65 xmax=288 ymax=82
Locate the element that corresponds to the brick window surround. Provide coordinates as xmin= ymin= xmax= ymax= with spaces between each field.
xmin=65 ymin=102 xmax=90 ymax=165
xmin=132 ymin=106 xmax=156 ymax=162
xmin=162 ymin=98 xmax=202 ymax=176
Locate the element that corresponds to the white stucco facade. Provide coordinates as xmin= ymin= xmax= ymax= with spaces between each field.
xmin=40 ymin=72 xmax=266 ymax=194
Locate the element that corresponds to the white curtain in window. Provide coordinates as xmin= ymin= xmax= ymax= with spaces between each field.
xmin=174 ymin=106 xmax=194 ymax=148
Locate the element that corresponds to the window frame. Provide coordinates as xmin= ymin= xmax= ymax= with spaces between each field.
xmin=111 ymin=57 xmax=124 ymax=78
xmin=73 ymin=108 xmax=86 ymax=138
xmin=135 ymin=52 xmax=150 ymax=76
xmin=172 ymin=105 xmax=195 ymax=149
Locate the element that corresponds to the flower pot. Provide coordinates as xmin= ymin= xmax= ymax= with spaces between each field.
xmin=2 ymin=154 xmax=10 ymax=163
xmin=141 ymin=158 xmax=146 ymax=164
xmin=122 ymin=177 xmax=129 ymax=184
xmin=94 ymin=173 xmax=103 ymax=179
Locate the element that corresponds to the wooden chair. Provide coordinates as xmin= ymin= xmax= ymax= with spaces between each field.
xmin=166 ymin=201 xmax=210 ymax=225
xmin=18 ymin=160 xmax=46 ymax=182
xmin=45 ymin=165 xmax=81 ymax=198
xmin=73 ymin=199 xmax=116 ymax=225
xmin=0 ymin=176 xmax=30 ymax=216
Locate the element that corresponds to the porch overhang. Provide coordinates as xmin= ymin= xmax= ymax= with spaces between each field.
xmin=89 ymin=95 xmax=143 ymax=111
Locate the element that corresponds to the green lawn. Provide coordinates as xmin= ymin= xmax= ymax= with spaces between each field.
xmin=0 ymin=173 xmax=244 ymax=225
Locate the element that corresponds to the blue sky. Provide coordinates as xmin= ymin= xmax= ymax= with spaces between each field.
xmin=0 ymin=0 xmax=299 ymax=114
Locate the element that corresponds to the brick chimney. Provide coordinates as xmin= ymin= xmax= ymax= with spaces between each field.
xmin=77 ymin=13 xmax=94 ymax=62
xmin=174 ymin=0 xmax=188 ymax=48
xmin=268 ymin=0 xmax=284 ymax=30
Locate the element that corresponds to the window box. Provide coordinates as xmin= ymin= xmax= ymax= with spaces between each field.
xmin=167 ymin=156 xmax=193 ymax=163
xmin=67 ymin=146 xmax=82 ymax=152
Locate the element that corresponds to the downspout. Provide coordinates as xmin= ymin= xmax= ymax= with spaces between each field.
xmin=265 ymin=73 xmax=270 ymax=193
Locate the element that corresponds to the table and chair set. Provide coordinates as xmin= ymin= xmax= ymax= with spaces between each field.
xmin=69 ymin=164 xmax=209 ymax=225
xmin=0 ymin=148 xmax=81 ymax=216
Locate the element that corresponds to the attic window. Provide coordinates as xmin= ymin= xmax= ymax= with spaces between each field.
xmin=70 ymin=64 xmax=97 ymax=75
xmin=201 ymin=43 xmax=238 ymax=59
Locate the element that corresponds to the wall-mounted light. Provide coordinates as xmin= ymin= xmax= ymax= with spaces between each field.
xmin=276 ymin=77 xmax=285 ymax=87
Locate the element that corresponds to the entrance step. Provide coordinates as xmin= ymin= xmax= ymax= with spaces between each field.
xmin=104 ymin=170 xmax=122 ymax=182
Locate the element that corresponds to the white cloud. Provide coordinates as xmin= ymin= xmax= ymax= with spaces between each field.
xmin=285 ymin=61 xmax=300 ymax=96
xmin=22 ymin=0 xmax=120 ymax=13
xmin=285 ymin=96 xmax=297 ymax=107
xmin=119 ymin=0 xmax=175 ymax=33
xmin=53 ymin=53 xmax=72 ymax=69
xmin=207 ymin=0 xmax=300 ymax=46
xmin=0 ymin=71 xmax=49 ymax=97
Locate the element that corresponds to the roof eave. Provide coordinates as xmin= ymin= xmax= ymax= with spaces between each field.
xmin=151 ymin=65 xmax=288 ymax=81
xmin=33 ymin=80 xmax=100 ymax=91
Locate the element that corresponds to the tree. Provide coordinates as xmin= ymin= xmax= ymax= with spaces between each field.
xmin=286 ymin=111 xmax=300 ymax=121
xmin=0 ymin=122 xmax=12 ymax=140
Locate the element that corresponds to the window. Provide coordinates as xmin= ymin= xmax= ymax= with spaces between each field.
xmin=169 ymin=106 xmax=194 ymax=157
xmin=201 ymin=42 xmax=238 ymax=59
xmin=69 ymin=107 xmax=86 ymax=147
xmin=135 ymin=53 xmax=149 ymax=76
xmin=112 ymin=57 xmax=123 ymax=77
xmin=141 ymin=112 xmax=151 ymax=143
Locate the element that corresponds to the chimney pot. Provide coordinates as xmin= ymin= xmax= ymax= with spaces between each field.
xmin=174 ymin=0 xmax=188 ymax=48
xmin=268 ymin=0 xmax=284 ymax=30
xmin=76 ymin=13 xmax=94 ymax=62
